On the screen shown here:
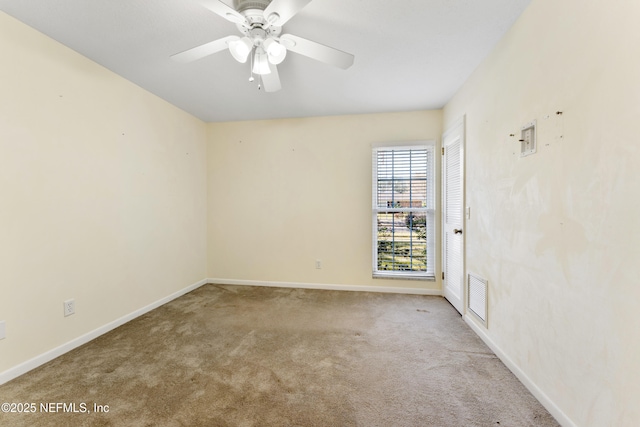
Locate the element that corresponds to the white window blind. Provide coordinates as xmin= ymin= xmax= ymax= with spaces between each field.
xmin=372 ymin=144 xmax=435 ymax=278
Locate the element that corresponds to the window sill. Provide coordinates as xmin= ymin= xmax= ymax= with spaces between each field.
xmin=373 ymin=273 xmax=435 ymax=281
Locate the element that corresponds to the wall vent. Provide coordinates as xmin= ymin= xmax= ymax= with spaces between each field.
xmin=467 ymin=273 xmax=488 ymax=327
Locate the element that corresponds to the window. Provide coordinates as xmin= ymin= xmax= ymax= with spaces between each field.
xmin=372 ymin=143 xmax=435 ymax=278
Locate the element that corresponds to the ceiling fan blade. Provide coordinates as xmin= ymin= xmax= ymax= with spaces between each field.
xmin=171 ymin=35 xmax=239 ymax=63
xmin=263 ymin=0 xmax=313 ymax=26
xmin=198 ymin=0 xmax=248 ymax=26
xmin=262 ymin=63 xmax=282 ymax=92
xmin=280 ymin=34 xmax=354 ymax=69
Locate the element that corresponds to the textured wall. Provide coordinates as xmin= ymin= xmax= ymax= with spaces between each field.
xmin=444 ymin=0 xmax=640 ymax=425
xmin=0 ymin=12 xmax=208 ymax=374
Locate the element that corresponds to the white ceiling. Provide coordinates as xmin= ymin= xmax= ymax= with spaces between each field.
xmin=0 ymin=0 xmax=531 ymax=123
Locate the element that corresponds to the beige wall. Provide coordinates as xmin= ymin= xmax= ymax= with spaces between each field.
xmin=444 ymin=0 xmax=640 ymax=425
xmin=0 ymin=13 xmax=208 ymax=373
xmin=207 ymin=111 xmax=442 ymax=290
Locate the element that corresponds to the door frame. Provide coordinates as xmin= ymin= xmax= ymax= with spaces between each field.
xmin=441 ymin=115 xmax=466 ymax=314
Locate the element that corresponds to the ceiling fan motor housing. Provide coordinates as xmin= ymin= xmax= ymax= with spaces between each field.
xmin=233 ymin=0 xmax=272 ymax=13
xmin=233 ymin=0 xmax=281 ymax=38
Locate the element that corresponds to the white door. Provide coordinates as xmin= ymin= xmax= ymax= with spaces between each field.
xmin=442 ymin=117 xmax=465 ymax=314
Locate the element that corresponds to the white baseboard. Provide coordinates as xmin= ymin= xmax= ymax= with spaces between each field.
xmin=207 ymin=278 xmax=442 ymax=296
xmin=464 ymin=315 xmax=575 ymax=427
xmin=0 ymin=278 xmax=208 ymax=386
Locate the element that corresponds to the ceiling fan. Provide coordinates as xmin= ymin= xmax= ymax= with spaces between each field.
xmin=171 ymin=0 xmax=355 ymax=92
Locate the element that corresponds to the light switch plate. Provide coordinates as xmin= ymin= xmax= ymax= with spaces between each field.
xmin=520 ymin=120 xmax=537 ymax=157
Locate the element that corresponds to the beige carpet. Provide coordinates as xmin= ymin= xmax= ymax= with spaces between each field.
xmin=0 ymin=284 xmax=559 ymax=426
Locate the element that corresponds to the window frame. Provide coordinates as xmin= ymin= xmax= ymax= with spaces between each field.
xmin=372 ymin=141 xmax=436 ymax=280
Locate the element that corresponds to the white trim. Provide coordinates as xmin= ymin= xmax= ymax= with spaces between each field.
xmin=0 ymin=278 xmax=208 ymax=386
xmin=441 ymin=115 xmax=466 ymax=314
xmin=442 ymin=116 xmax=465 ymax=142
xmin=371 ymin=139 xmax=436 ymax=149
xmin=464 ymin=315 xmax=575 ymax=427
xmin=372 ymin=143 xmax=436 ymax=276
xmin=372 ymin=272 xmax=435 ymax=281
xmin=207 ymin=278 xmax=442 ymax=296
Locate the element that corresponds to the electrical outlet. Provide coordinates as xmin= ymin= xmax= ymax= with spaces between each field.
xmin=0 ymin=321 xmax=5 ymax=340
xmin=315 ymin=259 xmax=322 ymax=269
xmin=63 ymin=299 xmax=75 ymax=317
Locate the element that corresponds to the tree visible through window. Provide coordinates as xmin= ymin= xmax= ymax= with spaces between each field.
xmin=373 ymin=144 xmax=435 ymax=278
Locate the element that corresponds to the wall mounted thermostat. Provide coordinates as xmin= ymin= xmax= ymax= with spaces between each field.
xmin=520 ymin=120 xmax=536 ymax=157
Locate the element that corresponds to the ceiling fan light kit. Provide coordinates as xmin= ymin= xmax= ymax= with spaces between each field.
xmin=228 ymin=36 xmax=253 ymax=62
xmin=263 ymin=38 xmax=287 ymax=64
xmin=252 ymin=47 xmax=271 ymax=75
xmin=171 ymin=0 xmax=355 ymax=92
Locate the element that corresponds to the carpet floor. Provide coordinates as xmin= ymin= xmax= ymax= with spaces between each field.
xmin=0 ymin=284 xmax=559 ymax=426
